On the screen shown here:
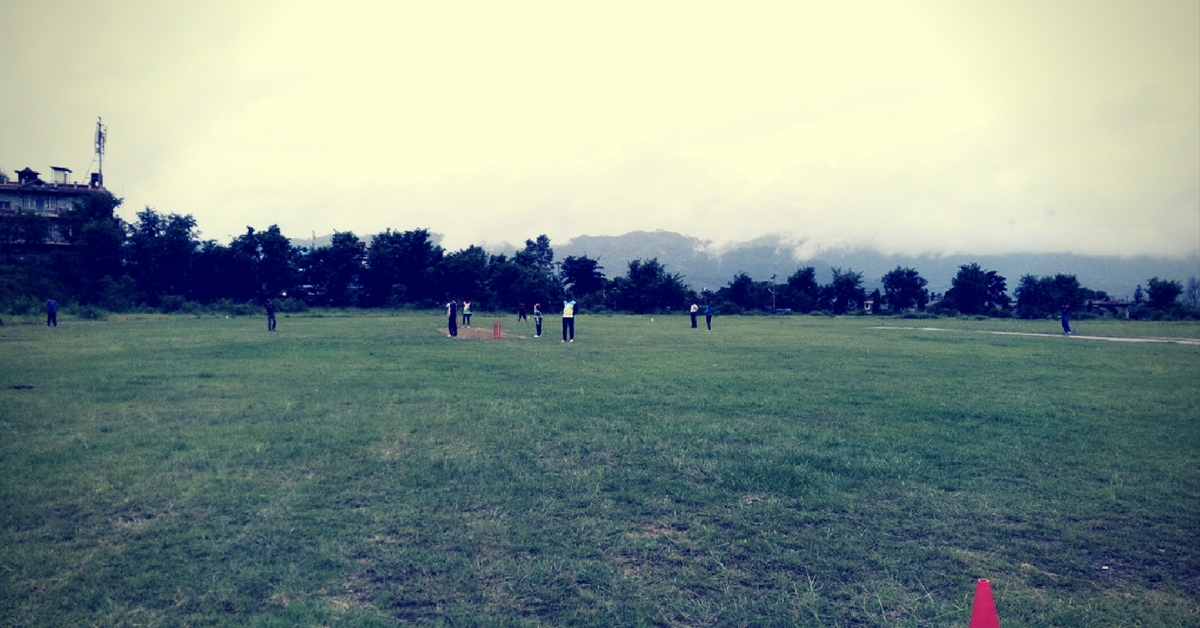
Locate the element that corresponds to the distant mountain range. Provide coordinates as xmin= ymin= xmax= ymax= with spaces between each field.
xmin=558 ymin=231 xmax=1200 ymax=300
xmin=295 ymin=230 xmax=1200 ymax=301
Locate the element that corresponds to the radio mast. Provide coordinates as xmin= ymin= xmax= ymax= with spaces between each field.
xmin=94 ymin=117 xmax=106 ymax=187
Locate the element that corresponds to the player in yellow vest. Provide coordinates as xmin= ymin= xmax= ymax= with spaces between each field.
xmin=562 ymin=299 xmax=576 ymax=342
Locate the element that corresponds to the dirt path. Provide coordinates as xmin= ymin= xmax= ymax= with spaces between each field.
xmin=869 ymin=326 xmax=1200 ymax=346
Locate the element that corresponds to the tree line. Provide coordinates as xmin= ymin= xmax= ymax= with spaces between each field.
xmin=1 ymin=192 xmax=1196 ymax=320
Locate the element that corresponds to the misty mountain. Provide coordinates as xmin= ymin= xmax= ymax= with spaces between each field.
xmin=556 ymin=231 xmax=1200 ymax=301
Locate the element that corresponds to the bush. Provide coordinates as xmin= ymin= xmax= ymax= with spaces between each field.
xmin=3 ymin=295 xmax=43 ymax=316
xmin=69 ymin=304 xmax=105 ymax=320
xmin=277 ymin=298 xmax=308 ymax=313
xmin=179 ymin=300 xmax=205 ymax=315
xmin=715 ymin=303 xmax=744 ymax=316
xmin=213 ymin=299 xmax=259 ymax=317
xmin=159 ymin=295 xmax=186 ymax=313
xmin=97 ymin=276 xmax=141 ymax=312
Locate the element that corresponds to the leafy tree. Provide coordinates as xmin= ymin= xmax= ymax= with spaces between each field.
xmin=0 ymin=209 xmax=51 ymax=258
xmin=716 ymin=272 xmax=772 ymax=312
xmin=519 ymin=235 xmax=555 ymax=275
xmin=1186 ymin=277 xmax=1200 ymax=309
xmin=363 ymin=228 xmax=443 ymax=307
xmin=191 ymin=240 xmax=242 ymax=303
xmin=54 ymin=191 xmax=125 ymax=303
xmin=1014 ymin=274 xmax=1086 ymax=319
xmin=487 ymin=253 xmax=562 ymax=311
xmin=226 ymin=225 xmax=300 ymax=301
xmin=306 ymin=232 xmax=364 ymax=306
xmin=227 ymin=228 xmax=266 ymax=300
xmin=440 ymin=245 xmax=492 ymax=308
xmin=96 ymin=275 xmax=140 ymax=312
xmin=1013 ymin=275 xmax=1051 ymax=319
xmin=941 ymin=263 xmax=1010 ymax=315
xmin=608 ymin=258 xmax=689 ymax=313
xmin=560 ymin=255 xmax=606 ymax=300
xmin=124 ymin=208 xmax=199 ymax=305
xmin=779 ymin=266 xmax=821 ymax=313
xmin=501 ymin=235 xmax=564 ymax=309
xmin=880 ymin=266 xmax=929 ymax=311
xmin=257 ymin=225 xmax=300 ymax=298
xmin=823 ymin=267 xmax=865 ymax=314
xmin=867 ymin=288 xmax=882 ymax=313
xmin=1146 ymin=277 xmax=1183 ymax=310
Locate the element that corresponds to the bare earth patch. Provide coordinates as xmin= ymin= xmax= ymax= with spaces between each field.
xmin=442 ymin=326 xmax=525 ymax=339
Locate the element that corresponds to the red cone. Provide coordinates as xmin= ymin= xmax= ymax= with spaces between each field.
xmin=969 ymin=578 xmax=1000 ymax=628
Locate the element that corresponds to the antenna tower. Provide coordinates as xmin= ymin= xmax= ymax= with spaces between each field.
xmin=94 ymin=117 xmax=107 ymax=186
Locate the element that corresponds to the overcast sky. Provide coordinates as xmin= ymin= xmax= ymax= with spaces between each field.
xmin=2 ymin=1 xmax=1197 ymax=258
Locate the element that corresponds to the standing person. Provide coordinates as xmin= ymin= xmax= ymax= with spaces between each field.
xmin=689 ymin=302 xmax=698 ymax=328
xmin=533 ymin=303 xmax=543 ymax=338
xmin=46 ymin=298 xmax=58 ymax=327
xmin=518 ymin=302 xmax=528 ymax=322
xmin=705 ymin=302 xmax=713 ymax=331
xmin=462 ymin=300 xmax=472 ymax=327
xmin=265 ymin=298 xmax=277 ymax=332
xmin=1060 ymin=303 xmax=1072 ymax=334
xmin=446 ymin=297 xmax=458 ymax=338
xmin=562 ymin=297 xmax=576 ymax=342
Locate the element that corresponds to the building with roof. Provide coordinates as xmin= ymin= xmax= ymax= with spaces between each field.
xmin=0 ymin=165 xmax=108 ymax=249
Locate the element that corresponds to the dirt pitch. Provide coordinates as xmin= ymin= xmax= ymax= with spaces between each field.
xmin=443 ymin=325 xmax=526 ymax=339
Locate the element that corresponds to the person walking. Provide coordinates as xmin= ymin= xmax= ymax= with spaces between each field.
xmin=265 ymin=298 xmax=277 ymax=331
xmin=533 ymin=303 xmax=543 ymax=338
xmin=562 ymin=298 xmax=576 ymax=342
xmin=689 ymin=303 xmax=698 ymax=328
xmin=1060 ymin=303 xmax=1072 ymax=334
xmin=446 ymin=297 xmax=458 ymax=338
xmin=705 ymin=302 xmax=713 ymax=331
xmin=46 ymin=298 xmax=57 ymax=327
xmin=462 ymin=300 xmax=472 ymax=327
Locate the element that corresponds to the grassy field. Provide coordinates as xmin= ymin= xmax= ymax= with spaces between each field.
xmin=1 ymin=312 xmax=1197 ymax=627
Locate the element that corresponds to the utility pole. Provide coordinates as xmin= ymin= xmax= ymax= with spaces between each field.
xmin=770 ymin=274 xmax=777 ymax=313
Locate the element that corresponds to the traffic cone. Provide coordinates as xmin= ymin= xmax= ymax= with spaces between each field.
xmin=969 ymin=578 xmax=1000 ymax=628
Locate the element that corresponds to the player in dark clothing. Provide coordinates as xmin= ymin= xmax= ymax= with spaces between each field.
xmin=446 ymin=298 xmax=458 ymax=338
xmin=46 ymin=298 xmax=58 ymax=327
xmin=266 ymin=299 xmax=277 ymax=331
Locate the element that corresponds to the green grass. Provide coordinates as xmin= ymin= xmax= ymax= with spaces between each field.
xmin=2 ymin=313 xmax=1197 ymax=627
